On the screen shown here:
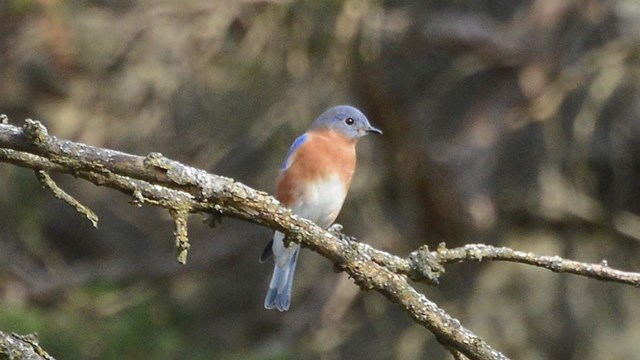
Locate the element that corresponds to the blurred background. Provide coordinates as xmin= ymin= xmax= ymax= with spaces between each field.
xmin=1 ymin=0 xmax=640 ymax=359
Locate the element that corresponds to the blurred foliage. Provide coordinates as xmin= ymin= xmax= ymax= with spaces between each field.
xmin=0 ymin=282 xmax=183 ymax=359
xmin=2 ymin=0 xmax=640 ymax=359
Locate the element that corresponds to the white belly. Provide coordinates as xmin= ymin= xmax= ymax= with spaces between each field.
xmin=291 ymin=173 xmax=347 ymax=228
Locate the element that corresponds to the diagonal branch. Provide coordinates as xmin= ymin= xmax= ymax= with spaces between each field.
xmin=0 ymin=118 xmax=508 ymax=359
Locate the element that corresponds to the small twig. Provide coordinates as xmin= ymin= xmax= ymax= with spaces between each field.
xmin=434 ymin=244 xmax=640 ymax=287
xmin=169 ymin=208 xmax=191 ymax=264
xmin=35 ymin=169 xmax=99 ymax=228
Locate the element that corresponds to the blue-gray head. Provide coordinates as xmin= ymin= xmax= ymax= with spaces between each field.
xmin=310 ymin=105 xmax=382 ymax=140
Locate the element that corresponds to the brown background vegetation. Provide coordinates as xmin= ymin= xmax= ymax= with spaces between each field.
xmin=1 ymin=0 xmax=640 ymax=359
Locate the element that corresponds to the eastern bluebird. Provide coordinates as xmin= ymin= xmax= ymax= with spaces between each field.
xmin=262 ymin=105 xmax=382 ymax=311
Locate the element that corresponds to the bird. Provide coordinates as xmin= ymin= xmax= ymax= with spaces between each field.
xmin=262 ymin=105 xmax=382 ymax=311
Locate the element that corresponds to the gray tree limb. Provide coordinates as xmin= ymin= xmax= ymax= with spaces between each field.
xmin=1 ymin=117 xmax=639 ymax=359
xmin=0 ymin=118 xmax=506 ymax=359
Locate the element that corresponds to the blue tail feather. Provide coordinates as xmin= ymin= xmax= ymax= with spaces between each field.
xmin=264 ymin=247 xmax=300 ymax=311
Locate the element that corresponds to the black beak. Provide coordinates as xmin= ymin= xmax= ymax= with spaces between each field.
xmin=366 ymin=125 xmax=383 ymax=135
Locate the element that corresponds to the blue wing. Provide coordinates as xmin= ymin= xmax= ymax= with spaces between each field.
xmin=281 ymin=133 xmax=308 ymax=171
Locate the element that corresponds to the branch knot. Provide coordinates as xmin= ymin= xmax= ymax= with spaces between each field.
xmin=23 ymin=119 xmax=49 ymax=145
xmin=408 ymin=245 xmax=445 ymax=285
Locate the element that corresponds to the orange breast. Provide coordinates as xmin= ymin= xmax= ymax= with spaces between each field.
xmin=276 ymin=129 xmax=356 ymax=207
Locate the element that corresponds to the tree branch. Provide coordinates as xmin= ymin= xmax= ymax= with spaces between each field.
xmin=434 ymin=244 xmax=640 ymax=286
xmin=1 ymin=116 xmax=638 ymax=358
xmin=352 ymin=241 xmax=640 ymax=287
xmin=0 ymin=118 xmax=508 ymax=359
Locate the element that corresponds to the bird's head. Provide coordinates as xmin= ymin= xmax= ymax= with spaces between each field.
xmin=310 ymin=105 xmax=382 ymax=141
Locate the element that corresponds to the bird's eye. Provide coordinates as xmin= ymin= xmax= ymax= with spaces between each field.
xmin=345 ymin=117 xmax=355 ymax=125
